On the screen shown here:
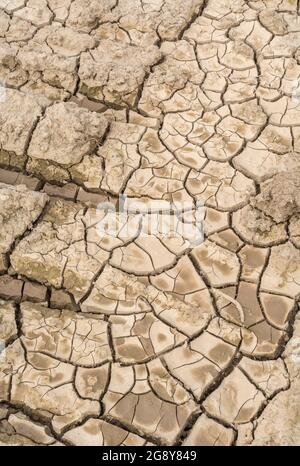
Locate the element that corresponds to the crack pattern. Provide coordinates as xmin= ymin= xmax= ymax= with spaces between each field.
xmin=0 ymin=0 xmax=300 ymax=447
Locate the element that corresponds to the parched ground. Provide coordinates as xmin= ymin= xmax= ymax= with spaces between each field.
xmin=0 ymin=0 xmax=300 ymax=446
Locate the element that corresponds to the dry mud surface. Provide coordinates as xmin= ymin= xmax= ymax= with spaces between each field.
xmin=0 ymin=0 xmax=300 ymax=447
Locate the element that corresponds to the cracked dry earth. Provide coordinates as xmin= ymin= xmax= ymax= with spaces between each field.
xmin=0 ymin=0 xmax=300 ymax=448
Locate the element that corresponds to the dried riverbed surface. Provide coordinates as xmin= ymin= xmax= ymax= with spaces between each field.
xmin=0 ymin=0 xmax=300 ymax=446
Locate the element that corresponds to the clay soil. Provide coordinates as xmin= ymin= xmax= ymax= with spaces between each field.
xmin=0 ymin=0 xmax=299 ymax=446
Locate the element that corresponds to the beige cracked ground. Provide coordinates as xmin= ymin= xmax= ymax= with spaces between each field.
xmin=0 ymin=0 xmax=300 ymax=447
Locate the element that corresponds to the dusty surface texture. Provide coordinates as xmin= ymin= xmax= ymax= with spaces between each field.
xmin=0 ymin=0 xmax=300 ymax=447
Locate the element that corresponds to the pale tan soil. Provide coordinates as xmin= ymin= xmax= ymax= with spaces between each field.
xmin=0 ymin=0 xmax=300 ymax=446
